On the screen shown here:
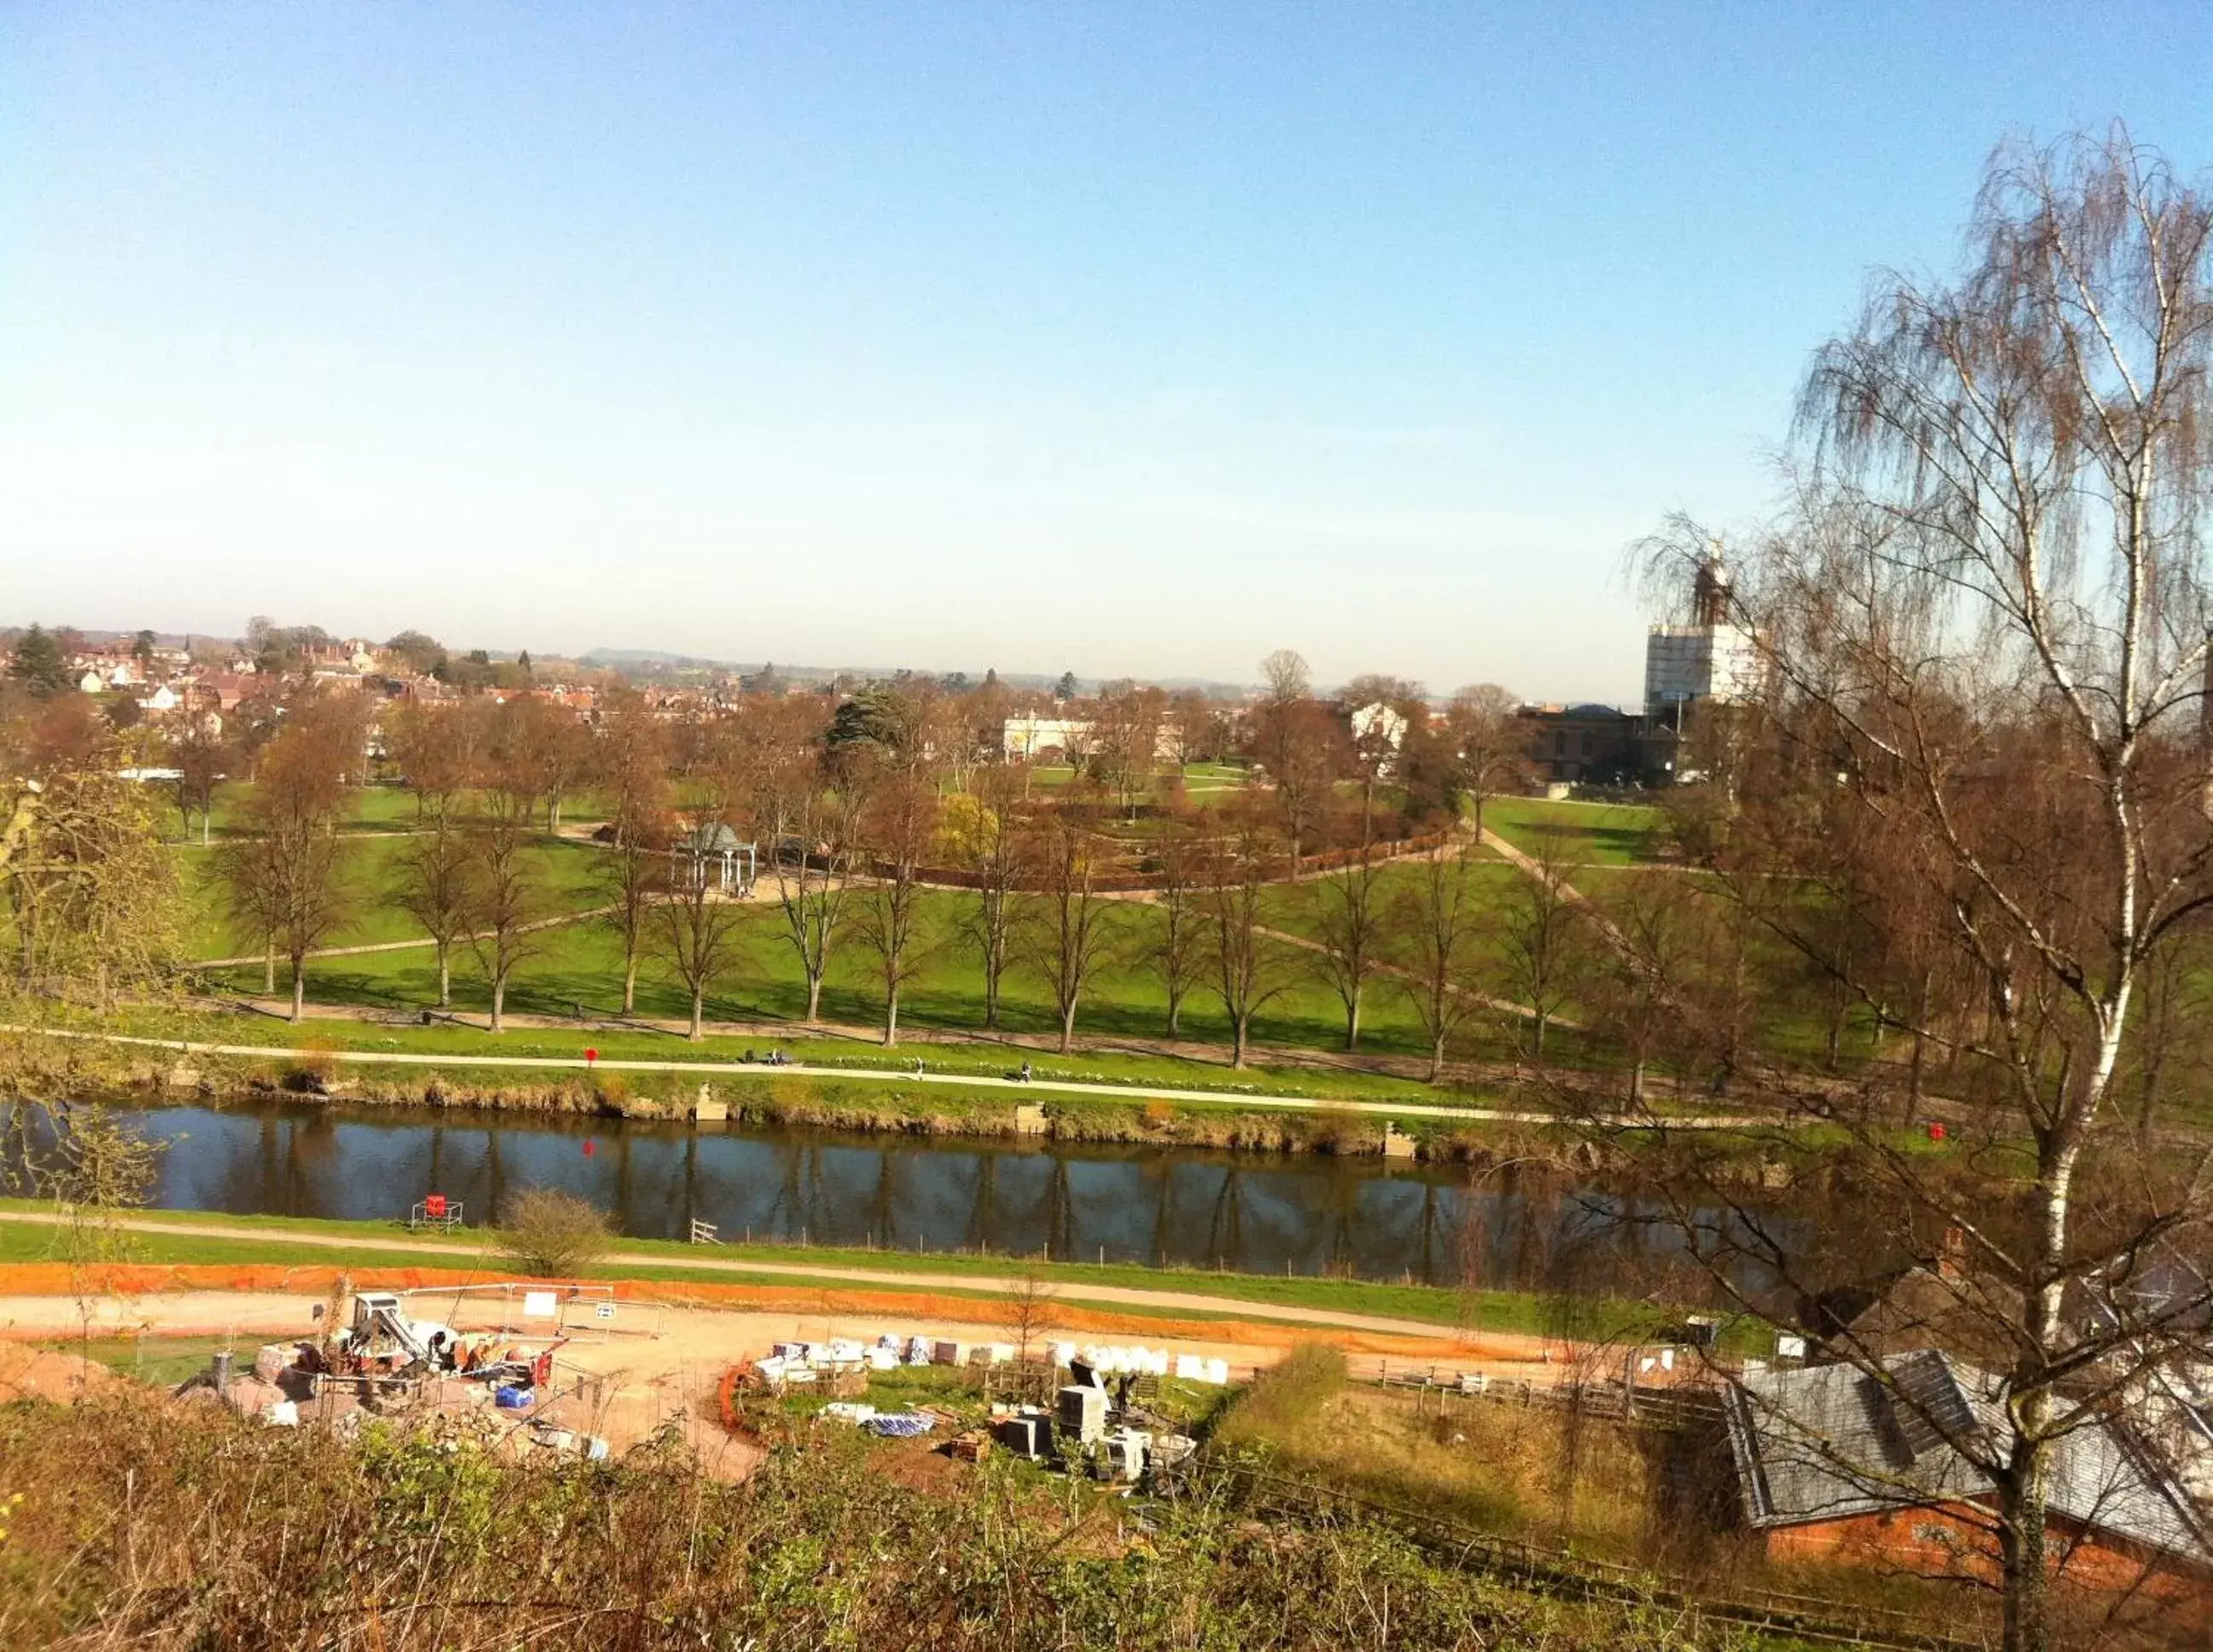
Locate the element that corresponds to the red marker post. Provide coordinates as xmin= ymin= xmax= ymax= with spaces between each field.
xmin=1926 ymin=1122 xmax=1947 ymax=1144
xmin=584 ymin=1047 xmax=599 ymax=1067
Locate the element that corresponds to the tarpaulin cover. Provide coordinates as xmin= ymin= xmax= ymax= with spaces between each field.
xmin=864 ymin=1412 xmax=935 ymax=1438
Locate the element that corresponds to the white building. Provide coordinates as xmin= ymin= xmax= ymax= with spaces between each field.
xmin=1644 ymin=623 xmax=1764 ymax=717
xmin=1644 ymin=551 xmax=1765 ymax=724
xmin=1002 ymin=716 xmax=1094 ymax=761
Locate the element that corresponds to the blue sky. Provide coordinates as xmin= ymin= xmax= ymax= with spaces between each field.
xmin=5 ymin=4 xmax=2210 ymax=699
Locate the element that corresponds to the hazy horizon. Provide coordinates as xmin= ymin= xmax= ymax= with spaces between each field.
xmin=6 ymin=5 xmax=2210 ymax=701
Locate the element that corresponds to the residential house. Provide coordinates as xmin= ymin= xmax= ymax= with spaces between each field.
xmin=1724 ymin=1349 xmax=2212 ymax=1614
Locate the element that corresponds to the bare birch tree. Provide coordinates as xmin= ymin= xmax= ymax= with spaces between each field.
xmin=1614 ymin=132 xmax=2213 ymax=1652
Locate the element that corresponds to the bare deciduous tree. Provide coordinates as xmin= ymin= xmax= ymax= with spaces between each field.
xmin=393 ymin=809 xmax=473 ymax=1010
xmin=165 ymin=720 xmax=230 ymax=847
xmin=219 ymin=711 xmax=351 ymax=1021
xmin=1616 ymin=132 xmax=2213 ymax=1652
xmin=1387 ymin=841 xmax=1490 ymax=1083
xmin=651 ymin=820 xmax=751 ymax=1040
xmin=946 ymin=767 xmax=1025 ymax=1031
xmin=855 ymin=773 xmax=938 ymax=1046
xmin=462 ymin=785 xmax=545 ymax=1034
xmin=1498 ymin=825 xmax=1585 ymax=1059
xmin=595 ymin=688 xmax=674 ymax=1016
xmin=1202 ymin=809 xmax=1294 ymax=1068
xmin=1309 ymin=823 xmax=1384 ymax=1051
xmin=1018 ymin=816 xmax=1120 ymax=1054
xmin=770 ymin=754 xmax=862 ymax=1025
xmin=1445 ymin=683 xmax=1527 ymax=838
xmin=1148 ymin=812 xmax=1209 ymax=1038
xmin=1246 ymin=691 xmax=1342 ymax=881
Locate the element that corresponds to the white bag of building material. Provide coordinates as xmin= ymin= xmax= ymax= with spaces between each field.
xmin=265 ymin=1400 xmax=300 ymax=1427
xmin=1174 ymin=1354 xmax=1202 ymax=1381
xmin=907 ymin=1335 xmax=932 ymax=1364
xmin=823 ymin=1339 xmax=864 ymax=1365
xmin=876 ymin=1333 xmax=904 ymax=1351
xmin=773 ymin=1341 xmax=806 ymax=1360
xmin=1051 ymin=1342 xmax=1077 ymax=1369
xmin=1203 ymin=1358 xmax=1229 ymax=1386
xmin=865 ymin=1346 xmax=899 ymax=1371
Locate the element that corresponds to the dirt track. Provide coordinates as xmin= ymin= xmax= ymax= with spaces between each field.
xmin=0 ymin=1275 xmax=1568 ymax=1468
xmin=0 ymin=1209 xmax=1531 ymax=1342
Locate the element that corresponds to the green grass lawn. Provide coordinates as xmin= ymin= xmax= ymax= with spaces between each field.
xmin=163 ymin=779 xmax=1653 ymax=1080
xmin=1480 ymin=796 xmax=1668 ymax=865
xmin=0 ymin=1200 xmax=1754 ymax=1345
xmin=193 ymin=877 xmax=1569 ymax=1068
xmin=181 ymin=832 xmax=610 ymax=960
xmin=85 ymin=993 xmax=1517 ymax=1105
xmin=181 ymin=782 xmax=623 ymax=844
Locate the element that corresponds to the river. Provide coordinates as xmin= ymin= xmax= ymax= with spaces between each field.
xmin=9 ymin=1099 xmax=1776 ymax=1297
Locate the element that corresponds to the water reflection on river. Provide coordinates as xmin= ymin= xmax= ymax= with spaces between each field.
xmin=38 ymin=1100 xmax=1778 ymax=1295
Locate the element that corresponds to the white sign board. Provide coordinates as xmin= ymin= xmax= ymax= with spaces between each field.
xmin=594 ymin=1302 xmax=616 ymax=1322
xmin=523 ymin=1291 xmax=558 ymax=1319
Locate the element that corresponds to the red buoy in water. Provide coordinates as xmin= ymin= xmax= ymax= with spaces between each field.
xmin=583 ymin=1138 xmax=597 ymax=1158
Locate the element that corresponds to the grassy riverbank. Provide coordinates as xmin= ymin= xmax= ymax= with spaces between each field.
xmin=0 ymin=1200 xmax=1751 ymax=1346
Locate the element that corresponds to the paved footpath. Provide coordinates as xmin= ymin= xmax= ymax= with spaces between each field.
xmin=0 ymin=1209 xmax=1509 ymax=1346
xmin=3 ymin=1021 xmax=1763 ymax=1129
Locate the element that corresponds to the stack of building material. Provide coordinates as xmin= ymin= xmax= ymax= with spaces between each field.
xmin=1101 ymin=1427 xmax=1151 ymax=1482
xmin=949 ymin=1431 xmax=992 ymax=1462
xmin=991 ymin=1413 xmax=1050 ymax=1457
xmin=1058 ymin=1384 xmax=1107 ymax=1445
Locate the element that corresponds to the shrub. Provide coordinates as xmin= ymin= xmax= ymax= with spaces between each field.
xmin=493 ymin=1186 xmax=612 ymax=1278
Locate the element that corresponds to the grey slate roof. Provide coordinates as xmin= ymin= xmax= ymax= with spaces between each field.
xmin=1723 ymin=1349 xmax=2213 ymax=1567
xmin=680 ymin=823 xmax=744 ymax=853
